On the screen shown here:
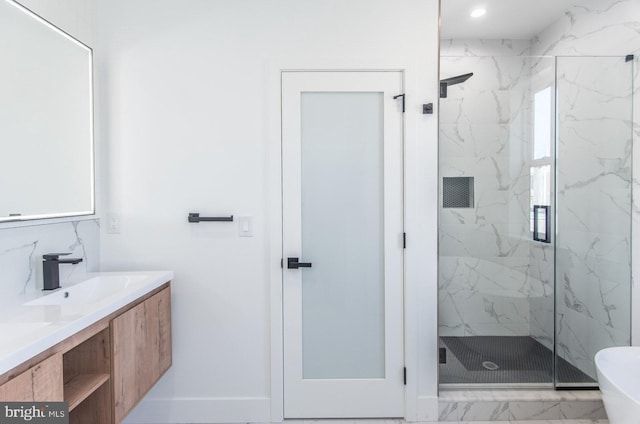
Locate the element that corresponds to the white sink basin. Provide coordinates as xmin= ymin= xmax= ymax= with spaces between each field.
xmin=0 ymin=270 xmax=173 ymax=377
xmin=25 ymin=274 xmax=149 ymax=306
xmin=0 ymin=323 xmax=54 ymax=356
xmin=0 ymin=323 xmax=51 ymax=341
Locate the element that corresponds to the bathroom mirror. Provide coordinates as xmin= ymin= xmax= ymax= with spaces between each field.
xmin=0 ymin=0 xmax=94 ymax=223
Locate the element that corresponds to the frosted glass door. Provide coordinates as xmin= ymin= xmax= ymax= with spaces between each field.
xmin=301 ymin=92 xmax=385 ymax=379
xmin=282 ymin=72 xmax=404 ymax=418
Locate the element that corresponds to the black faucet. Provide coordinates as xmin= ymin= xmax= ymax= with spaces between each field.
xmin=42 ymin=253 xmax=83 ymax=290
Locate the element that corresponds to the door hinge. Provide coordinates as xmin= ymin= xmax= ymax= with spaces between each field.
xmin=280 ymin=258 xmax=283 ymax=268
xmin=393 ymin=93 xmax=405 ymax=113
xmin=403 ymin=367 xmax=407 ymax=385
xmin=403 ymin=232 xmax=406 ymax=249
xmin=439 ymin=347 xmax=447 ymax=364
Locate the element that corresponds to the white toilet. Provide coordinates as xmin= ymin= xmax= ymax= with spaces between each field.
xmin=595 ymin=347 xmax=640 ymax=424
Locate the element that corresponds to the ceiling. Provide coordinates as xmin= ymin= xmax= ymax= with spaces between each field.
xmin=440 ymin=0 xmax=578 ymax=39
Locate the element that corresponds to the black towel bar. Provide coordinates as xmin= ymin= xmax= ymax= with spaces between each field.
xmin=188 ymin=213 xmax=234 ymax=223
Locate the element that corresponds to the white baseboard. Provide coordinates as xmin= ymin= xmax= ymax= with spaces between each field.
xmin=122 ymin=397 xmax=271 ymax=423
xmin=415 ymin=396 xmax=438 ymax=422
xmin=122 ymin=395 xmax=432 ymax=423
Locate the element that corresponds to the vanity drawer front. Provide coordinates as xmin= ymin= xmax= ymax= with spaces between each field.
xmin=0 ymin=353 xmax=63 ymax=402
xmin=111 ymin=286 xmax=172 ymax=423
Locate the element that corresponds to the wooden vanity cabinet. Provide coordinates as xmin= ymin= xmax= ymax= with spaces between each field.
xmin=0 ymin=282 xmax=171 ymax=424
xmin=0 ymin=353 xmax=63 ymax=401
xmin=111 ymin=286 xmax=172 ymax=423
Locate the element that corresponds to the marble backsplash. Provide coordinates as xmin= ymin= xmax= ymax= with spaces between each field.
xmin=0 ymin=220 xmax=100 ymax=305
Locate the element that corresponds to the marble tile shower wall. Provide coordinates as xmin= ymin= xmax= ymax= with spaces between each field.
xmin=530 ymin=0 xmax=639 ymax=379
xmin=439 ymin=40 xmax=544 ymax=337
xmin=0 ymin=220 xmax=100 ymax=306
xmin=554 ymin=57 xmax=632 ymax=379
xmin=527 ymin=56 xmax=557 ymax=353
xmin=439 ymin=0 xmax=639 ymax=380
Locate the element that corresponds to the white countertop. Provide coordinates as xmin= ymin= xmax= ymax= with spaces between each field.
xmin=0 ymin=270 xmax=173 ymax=376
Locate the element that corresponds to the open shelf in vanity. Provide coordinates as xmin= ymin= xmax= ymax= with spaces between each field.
xmin=63 ymin=327 xmax=111 ymax=420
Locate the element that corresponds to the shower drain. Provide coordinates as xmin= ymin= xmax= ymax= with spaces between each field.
xmin=482 ymin=361 xmax=500 ymax=370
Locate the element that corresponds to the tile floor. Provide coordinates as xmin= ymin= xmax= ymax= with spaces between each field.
xmin=439 ymin=336 xmax=595 ymax=384
xmin=423 ymin=421 xmax=608 ymax=424
xmin=286 ymin=419 xmax=608 ymax=424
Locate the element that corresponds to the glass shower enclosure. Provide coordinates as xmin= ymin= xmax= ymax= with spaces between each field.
xmin=438 ymin=55 xmax=633 ymax=388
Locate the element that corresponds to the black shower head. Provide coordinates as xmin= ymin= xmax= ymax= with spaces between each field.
xmin=440 ymin=72 xmax=474 ymax=98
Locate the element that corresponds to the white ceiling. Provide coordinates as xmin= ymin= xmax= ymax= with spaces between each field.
xmin=441 ymin=0 xmax=578 ymax=39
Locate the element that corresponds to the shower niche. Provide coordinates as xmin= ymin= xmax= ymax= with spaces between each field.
xmin=438 ymin=51 xmax=633 ymax=388
xmin=442 ymin=177 xmax=474 ymax=209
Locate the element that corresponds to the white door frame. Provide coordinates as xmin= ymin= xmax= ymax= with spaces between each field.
xmin=267 ymin=57 xmax=425 ymax=422
xmin=281 ymin=71 xmax=405 ymax=418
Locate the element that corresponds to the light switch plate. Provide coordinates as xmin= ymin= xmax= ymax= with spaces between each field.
xmin=238 ymin=216 xmax=253 ymax=237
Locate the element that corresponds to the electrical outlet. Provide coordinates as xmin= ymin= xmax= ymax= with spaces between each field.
xmin=107 ymin=213 xmax=120 ymax=234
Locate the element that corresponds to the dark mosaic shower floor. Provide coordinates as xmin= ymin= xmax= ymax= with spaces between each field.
xmin=439 ymin=336 xmax=596 ymax=385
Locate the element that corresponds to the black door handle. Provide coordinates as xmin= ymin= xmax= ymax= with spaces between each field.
xmin=288 ymin=257 xmax=312 ymax=269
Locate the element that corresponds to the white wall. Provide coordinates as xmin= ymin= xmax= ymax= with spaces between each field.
xmin=95 ymin=1 xmax=440 ymax=422
xmin=0 ymin=1 xmax=100 ymax=304
xmin=17 ymin=0 xmax=94 ymax=44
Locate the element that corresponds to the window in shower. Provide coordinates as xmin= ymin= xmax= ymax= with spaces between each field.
xmin=530 ymin=86 xmax=552 ymax=234
xmin=530 ymin=165 xmax=551 ymax=233
xmin=533 ymin=87 xmax=552 ymax=160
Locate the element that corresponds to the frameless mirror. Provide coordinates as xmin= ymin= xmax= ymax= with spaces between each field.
xmin=0 ymin=0 xmax=94 ymax=223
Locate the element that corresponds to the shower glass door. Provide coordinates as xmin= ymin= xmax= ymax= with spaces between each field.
xmin=439 ymin=55 xmax=557 ymax=386
xmin=438 ymin=54 xmax=634 ymax=388
xmin=554 ymin=56 xmax=633 ymax=387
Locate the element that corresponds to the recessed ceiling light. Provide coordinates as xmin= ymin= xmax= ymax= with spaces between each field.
xmin=470 ymin=8 xmax=486 ymax=18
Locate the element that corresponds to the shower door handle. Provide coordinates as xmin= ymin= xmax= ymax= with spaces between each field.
xmin=288 ymin=257 xmax=312 ymax=269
